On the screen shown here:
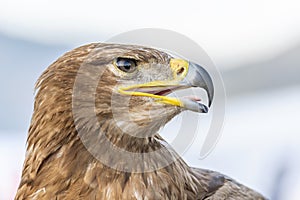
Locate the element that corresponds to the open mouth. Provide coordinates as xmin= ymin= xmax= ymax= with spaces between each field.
xmin=118 ymin=81 xmax=209 ymax=113
xmin=126 ymin=85 xmax=185 ymax=96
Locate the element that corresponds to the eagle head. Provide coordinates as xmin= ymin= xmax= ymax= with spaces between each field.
xmin=69 ymin=43 xmax=214 ymax=139
xmin=16 ymin=43 xmax=215 ymax=199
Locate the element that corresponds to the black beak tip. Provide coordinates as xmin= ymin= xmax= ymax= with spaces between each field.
xmin=199 ymin=103 xmax=209 ymax=113
xmin=208 ymin=99 xmax=213 ymax=108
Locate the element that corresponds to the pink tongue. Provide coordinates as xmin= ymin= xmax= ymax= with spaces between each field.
xmin=183 ymin=96 xmax=201 ymax=101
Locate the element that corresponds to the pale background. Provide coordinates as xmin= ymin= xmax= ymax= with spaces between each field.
xmin=0 ymin=0 xmax=300 ymax=199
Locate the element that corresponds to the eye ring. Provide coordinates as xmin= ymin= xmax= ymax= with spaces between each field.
xmin=115 ymin=58 xmax=137 ymax=73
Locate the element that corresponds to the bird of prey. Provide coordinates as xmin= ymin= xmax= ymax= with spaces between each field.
xmin=15 ymin=43 xmax=266 ymax=199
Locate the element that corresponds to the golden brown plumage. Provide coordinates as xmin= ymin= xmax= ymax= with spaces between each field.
xmin=15 ymin=43 xmax=266 ymax=199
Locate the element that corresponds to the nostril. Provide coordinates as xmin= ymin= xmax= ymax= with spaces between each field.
xmin=177 ymin=67 xmax=185 ymax=76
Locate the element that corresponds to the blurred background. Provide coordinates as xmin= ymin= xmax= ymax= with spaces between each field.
xmin=0 ymin=0 xmax=300 ymax=199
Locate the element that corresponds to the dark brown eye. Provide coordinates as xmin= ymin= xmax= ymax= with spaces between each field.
xmin=115 ymin=58 xmax=137 ymax=73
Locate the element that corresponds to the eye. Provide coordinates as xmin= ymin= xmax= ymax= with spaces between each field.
xmin=115 ymin=58 xmax=137 ymax=73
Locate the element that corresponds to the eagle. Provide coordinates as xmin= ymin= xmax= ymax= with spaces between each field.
xmin=15 ymin=43 xmax=266 ymax=199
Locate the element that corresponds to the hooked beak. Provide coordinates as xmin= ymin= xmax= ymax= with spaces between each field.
xmin=118 ymin=59 xmax=214 ymax=113
xmin=180 ymin=62 xmax=214 ymax=113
